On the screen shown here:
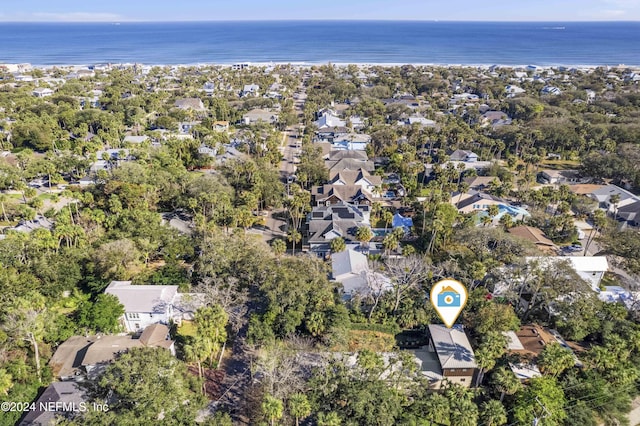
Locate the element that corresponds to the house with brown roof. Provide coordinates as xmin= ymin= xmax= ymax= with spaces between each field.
xmin=49 ymin=324 xmax=175 ymax=380
xmin=508 ymin=225 xmax=557 ymax=252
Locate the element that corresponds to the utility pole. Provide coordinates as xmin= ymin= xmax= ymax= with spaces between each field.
xmin=532 ymin=397 xmax=551 ymax=426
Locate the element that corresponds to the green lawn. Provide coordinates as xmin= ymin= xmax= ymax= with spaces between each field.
xmin=541 ymin=159 xmax=581 ymax=170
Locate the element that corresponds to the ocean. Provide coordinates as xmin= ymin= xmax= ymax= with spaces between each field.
xmin=0 ymin=21 xmax=639 ymax=66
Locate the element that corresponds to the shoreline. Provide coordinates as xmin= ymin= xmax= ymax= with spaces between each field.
xmin=8 ymin=61 xmax=640 ymax=70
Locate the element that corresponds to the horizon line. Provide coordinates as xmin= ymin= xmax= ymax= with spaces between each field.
xmin=1 ymin=18 xmax=640 ymax=23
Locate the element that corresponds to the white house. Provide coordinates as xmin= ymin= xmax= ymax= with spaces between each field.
xmin=104 ymin=281 xmax=203 ymax=332
xmin=241 ymin=84 xmax=260 ymax=97
xmin=32 ymin=87 xmax=54 ymax=98
xmin=589 ymin=184 xmax=640 ymax=214
xmin=314 ymin=112 xmax=346 ymax=129
xmin=541 ymin=86 xmax=562 ymax=96
xmin=505 ymin=85 xmax=526 ymax=96
xmin=331 ymin=249 xmax=390 ymax=297
xmin=526 ymin=256 xmax=609 ymax=292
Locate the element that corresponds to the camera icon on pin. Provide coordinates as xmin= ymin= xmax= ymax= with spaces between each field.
xmin=437 ymin=287 xmax=461 ymax=307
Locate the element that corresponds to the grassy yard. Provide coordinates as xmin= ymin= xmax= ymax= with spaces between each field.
xmin=177 ymin=320 xmax=197 ymax=338
xmin=332 ymin=329 xmax=397 ymax=352
xmin=541 ymin=159 xmax=581 ymax=170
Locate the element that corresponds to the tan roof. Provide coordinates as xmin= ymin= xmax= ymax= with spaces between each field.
xmin=49 ymin=336 xmax=93 ymax=378
xmin=139 ymin=323 xmax=170 ymax=346
xmin=568 ymin=184 xmax=606 ymax=195
xmin=508 ymin=226 xmax=555 ymax=247
xmin=81 ymin=336 xmax=143 ymax=366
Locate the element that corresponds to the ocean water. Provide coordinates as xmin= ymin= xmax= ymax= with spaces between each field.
xmin=0 ymin=21 xmax=639 ymax=66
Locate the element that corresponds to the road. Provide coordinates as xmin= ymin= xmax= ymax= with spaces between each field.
xmin=261 ymin=79 xmax=307 ymax=243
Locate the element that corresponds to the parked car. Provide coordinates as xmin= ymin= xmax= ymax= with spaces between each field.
xmin=565 ymin=244 xmax=583 ymax=252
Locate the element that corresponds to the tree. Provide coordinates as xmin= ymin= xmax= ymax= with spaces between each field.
xmin=288 ymin=393 xmax=311 ymax=426
xmin=317 ymin=411 xmax=342 ymax=426
xmin=474 ymin=331 xmax=508 ymax=387
xmin=384 ymin=255 xmax=429 ymax=314
xmin=330 ymin=237 xmax=346 ymax=254
xmin=354 ymin=226 xmax=373 ymax=250
xmin=271 ymin=239 xmax=287 ymax=258
xmin=0 ymin=368 xmax=13 ymax=396
xmin=512 ymin=377 xmax=566 ymax=426
xmin=490 ymin=366 xmax=521 ymax=402
xmin=193 ymin=304 xmax=228 ymax=368
xmin=262 ymin=394 xmax=284 ymax=426
xmin=76 ymin=294 xmax=125 ymax=333
xmin=479 ymin=400 xmax=507 ymax=426
xmin=2 ymin=292 xmax=48 ymax=383
xmin=609 ymin=193 xmax=621 ymax=221
xmin=537 ymin=343 xmax=575 ymax=377
xmin=287 ymin=229 xmax=302 ymax=255
xmin=94 ymin=347 xmax=206 ymax=423
xmin=92 ymin=238 xmax=141 ymax=280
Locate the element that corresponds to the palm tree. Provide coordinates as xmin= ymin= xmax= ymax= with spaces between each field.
xmin=490 ymin=366 xmax=521 ymax=402
xmin=287 ymin=229 xmax=302 ymax=255
xmin=288 ymin=393 xmax=311 ymax=426
xmin=537 ymin=343 xmax=575 ymax=377
xmin=479 ymin=400 xmax=507 ymax=426
xmin=609 ymin=193 xmax=621 ymax=221
xmin=317 ymin=411 xmax=342 ymax=426
xmin=262 ymin=394 xmax=284 ymax=426
xmin=382 ymin=209 xmax=394 ymax=231
xmin=382 ymin=233 xmax=399 ymax=256
xmin=421 ymin=393 xmax=450 ymax=425
xmin=330 ymin=237 xmax=346 ymax=254
xmin=487 ymin=204 xmax=500 ymax=224
xmin=271 ymin=239 xmax=286 ymax=258
xmin=355 ymin=226 xmax=373 ymax=251
xmin=0 ymin=193 xmax=9 ymax=223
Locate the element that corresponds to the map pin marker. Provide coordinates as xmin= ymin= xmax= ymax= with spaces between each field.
xmin=430 ymin=279 xmax=468 ymax=328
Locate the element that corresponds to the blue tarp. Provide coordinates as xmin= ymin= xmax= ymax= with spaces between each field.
xmin=392 ymin=213 xmax=413 ymax=229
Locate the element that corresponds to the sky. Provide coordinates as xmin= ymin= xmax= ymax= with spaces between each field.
xmin=0 ymin=0 xmax=639 ymax=22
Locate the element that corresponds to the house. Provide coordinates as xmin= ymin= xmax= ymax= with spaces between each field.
xmin=412 ymin=325 xmax=477 ymax=389
xmin=503 ymin=325 xmax=579 ymax=380
xmin=242 ymin=108 xmax=278 ymax=125
xmin=213 ymin=121 xmax=229 ymax=132
xmin=330 ymin=133 xmax=371 ymax=151
xmin=104 ymin=281 xmax=202 ymax=332
xmin=505 ymin=85 xmax=526 ymax=96
xmin=453 ymin=191 xmax=507 ymax=214
xmin=464 ymin=176 xmax=500 ymax=191
xmin=49 ymin=325 xmax=176 ymax=380
xmin=203 ymin=82 xmax=215 ymax=95
xmin=9 ymin=215 xmax=54 ymax=234
xmin=541 ymin=86 xmax=562 ymax=96
xmin=588 ymin=184 xmax=640 ymax=214
xmin=32 ymin=87 xmax=54 ymax=98
xmin=328 ymin=168 xmax=382 ymax=193
xmin=617 ymin=200 xmax=640 ymax=227
xmin=241 ymin=84 xmax=260 ymax=97
xmin=538 ymin=169 xmax=581 ymax=184
xmin=508 ymin=226 xmax=557 ymax=252
xmin=306 ymin=204 xmax=372 ymax=256
xmin=406 ymin=116 xmax=437 ymax=127
xmin=312 ymin=184 xmax=373 ymax=207
xmin=19 ymin=382 xmax=88 ymax=426
xmin=314 ymin=112 xmax=346 ymax=129
xmin=174 ymin=98 xmax=206 ymax=111
xmin=525 ymin=256 xmax=609 ymax=292
xmin=123 ymin=135 xmax=149 ymax=144
xmin=449 ymin=149 xmax=478 ymax=163
xmin=331 ymin=249 xmax=390 ymax=296
xmin=481 ymin=111 xmax=512 ymax=128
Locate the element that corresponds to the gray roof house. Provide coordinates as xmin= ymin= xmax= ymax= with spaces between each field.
xmin=242 ymin=108 xmax=278 ymax=125
xmin=19 ymin=382 xmax=87 ymax=426
xmin=412 ymin=325 xmax=477 ymax=389
xmin=174 ymin=98 xmax=206 ymax=111
xmin=331 ymin=249 xmax=391 ymax=297
xmin=104 ymin=281 xmax=202 ymax=332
